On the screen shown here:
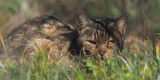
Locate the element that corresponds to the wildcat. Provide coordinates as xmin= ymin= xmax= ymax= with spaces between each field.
xmin=70 ymin=12 xmax=128 ymax=60
xmin=0 ymin=12 xmax=127 ymax=62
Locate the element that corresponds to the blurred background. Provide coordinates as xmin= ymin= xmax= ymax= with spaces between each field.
xmin=0 ymin=0 xmax=160 ymax=40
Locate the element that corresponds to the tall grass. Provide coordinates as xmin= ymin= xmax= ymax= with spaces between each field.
xmin=0 ymin=39 xmax=159 ymax=80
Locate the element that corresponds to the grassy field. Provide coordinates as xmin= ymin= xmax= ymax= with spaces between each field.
xmin=0 ymin=0 xmax=160 ymax=80
xmin=0 ymin=37 xmax=160 ymax=80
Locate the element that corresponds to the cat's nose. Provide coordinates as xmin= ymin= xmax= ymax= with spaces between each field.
xmin=99 ymin=51 xmax=105 ymax=56
xmin=99 ymin=51 xmax=106 ymax=60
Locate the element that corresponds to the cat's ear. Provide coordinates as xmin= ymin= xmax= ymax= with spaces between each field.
xmin=116 ymin=15 xmax=128 ymax=34
xmin=76 ymin=12 xmax=91 ymax=29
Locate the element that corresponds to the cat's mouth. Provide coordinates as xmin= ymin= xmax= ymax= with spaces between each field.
xmin=100 ymin=56 xmax=104 ymax=60
xmin=98 ymin=50 xmax=114 ymax=60
xmin=96 ymin=53 xmax=105 ymax=60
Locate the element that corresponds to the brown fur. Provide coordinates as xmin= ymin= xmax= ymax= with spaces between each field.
xmin=0 ymin=16 xmax=75 ymax=62
xmin=0 ymin=12 xmax=128 ymax=62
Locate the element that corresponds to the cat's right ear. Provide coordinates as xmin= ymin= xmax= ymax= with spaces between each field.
xmin=76 ymin=12 xmax=91 ymax=30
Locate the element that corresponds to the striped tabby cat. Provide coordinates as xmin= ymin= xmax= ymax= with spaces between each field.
xmin=0 ymin=12 xmax=127 ymax=62
xmin=69 ymin=12 xmax=128 ymax=59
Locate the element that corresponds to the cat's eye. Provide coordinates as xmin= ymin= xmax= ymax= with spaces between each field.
xmin=108 ymin=40 xmax=115 ymax=45
xmin=88 ymin=40 xmax=96 ymax=44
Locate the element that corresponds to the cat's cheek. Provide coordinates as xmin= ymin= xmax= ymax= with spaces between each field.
xmin=104 ymin=49 xmax=113 ymax=59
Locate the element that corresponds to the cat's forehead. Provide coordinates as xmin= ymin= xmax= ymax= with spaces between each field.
xmin=90 ymin=17 xmax=118 ymax=39
xmin=91 ymin=17 xmax=115 ymax=26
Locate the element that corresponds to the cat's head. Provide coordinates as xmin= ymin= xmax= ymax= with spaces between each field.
xmin=76 ymin=12 xmax=128 ymax=59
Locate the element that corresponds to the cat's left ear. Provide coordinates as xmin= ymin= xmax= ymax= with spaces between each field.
xmin=116 ymin=15 xmax=128 ymax=34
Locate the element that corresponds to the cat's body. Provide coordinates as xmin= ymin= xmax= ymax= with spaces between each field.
xmin=0 ymin=16 xmax=75 ymax=61
xmin=0 ymin=12 xmax=128 ymax=62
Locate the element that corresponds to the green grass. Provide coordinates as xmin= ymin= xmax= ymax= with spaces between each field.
xmin=0 ymin=41 xmax=160 ymax=80
xmin=0 ymin=0 xmax=160 ymax=79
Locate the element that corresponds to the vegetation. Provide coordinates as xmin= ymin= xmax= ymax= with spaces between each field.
xmin=0 ymin=39 xmax=159 ymax=80
xmin=0 ymin=0 xmax=160 ymax=80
